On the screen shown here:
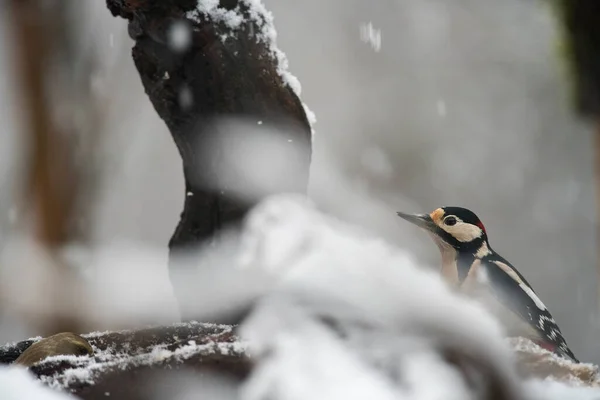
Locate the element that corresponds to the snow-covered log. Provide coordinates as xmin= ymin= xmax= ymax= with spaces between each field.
xmin=0 ymin=322 xmax=247 ymax=398
xmin=510 ymin=338 xmax=599 ymax=386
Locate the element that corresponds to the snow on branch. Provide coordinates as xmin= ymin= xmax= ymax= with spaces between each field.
xmin=0 ymin=322 xmax=247 ymax=396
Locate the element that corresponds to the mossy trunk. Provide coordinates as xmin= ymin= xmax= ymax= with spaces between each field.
xmin=552 ymin=0 xmax=600 ymax=309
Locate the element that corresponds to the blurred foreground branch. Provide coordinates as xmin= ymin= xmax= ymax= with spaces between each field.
xmin=9 ymin=0 xmax=77 ymax=247
xmin=7 ymin=0 xmax=106 ymax=335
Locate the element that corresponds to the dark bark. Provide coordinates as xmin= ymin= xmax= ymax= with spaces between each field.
xmin=106 ymin=0 xmax=312 ymax=319
xmin=596 ymin=122 xmax=600 ymax=311
xmin=0 ymin=340 xmax=36 ymax=364
xmin=555 ymin=0 xmax=600 ymax=310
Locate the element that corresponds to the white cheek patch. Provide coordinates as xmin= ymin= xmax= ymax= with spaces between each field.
xmin=439 ymin=221 xmax=483 ymax=242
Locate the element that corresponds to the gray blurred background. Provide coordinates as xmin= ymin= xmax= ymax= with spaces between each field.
xmin=1 ymin=0 xmax=598 ymax=362
xmin=266 ymin=0 xmax=598 ymax=362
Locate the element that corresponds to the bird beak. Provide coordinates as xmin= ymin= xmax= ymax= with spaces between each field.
xmin=396 ymin=211 xmax=436 ymax=232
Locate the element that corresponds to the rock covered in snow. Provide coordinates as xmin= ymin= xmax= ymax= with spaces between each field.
xmin=14 ymin=333 xmax=93 ymax=368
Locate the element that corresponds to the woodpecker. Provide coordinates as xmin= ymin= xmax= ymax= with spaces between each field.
xmin=396 ymin=206 xmax=578 ymax=362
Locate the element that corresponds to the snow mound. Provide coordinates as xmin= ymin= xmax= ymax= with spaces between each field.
xmin=0 ymin=365 xmax=75 ymax=399
xmin=237 ymin=194 xmax=600 ymax=400
xmin=238 ymin=195 xmax=519 ymax=399
xmin=526 ymin=380 xmax=600 ymax=400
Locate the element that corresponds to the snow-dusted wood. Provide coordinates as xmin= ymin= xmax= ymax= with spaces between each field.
xmin=511 ymin=338 xmax=599 ymax=386
xmin=0 ymin=322 xmax=248 ymax=398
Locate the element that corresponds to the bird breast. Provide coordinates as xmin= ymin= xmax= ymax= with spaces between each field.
xmin=430 ymin=234 xmax=460 ymax=285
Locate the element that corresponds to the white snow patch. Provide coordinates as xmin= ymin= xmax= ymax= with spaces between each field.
xmin=301 ymin=102 xmax=316 ymax=139
xmin=508 ymin=337 xmax=598 ymax=384
xmin=0 ymin=366 xmax=75 ymax=399
xmin=41 ymin=338 xmax=244 ymax=389
xmin=241 ymin=308 xmax=399 ymax=400
xmin=527 ymin=379 xmax=600 ymax=400
xmin=168 ymin=21 xmax=192 ymax=52
xmin=178 ymin=86 xmax=193 ymax=109
xmin=187 ymin=0 xmax=244 ymax=29
xmin=30 ymin=323 xmax=240 ymax=389
xmin=359 ymin=22 xmax=382 ymax=52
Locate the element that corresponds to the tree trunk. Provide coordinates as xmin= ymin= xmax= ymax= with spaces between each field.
xmin=106 ymin=0 xmax=313 ymax=319
xmin=7 ymin=0 xmax=94 ymax=336
xmin=554 ymin=0 xmax=600 ymax=309
xmin=596 ymin=122 xmax=600 ymax=310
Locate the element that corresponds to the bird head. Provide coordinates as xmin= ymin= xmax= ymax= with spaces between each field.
xmin=397 ymin=206 xmax=488 ymax=253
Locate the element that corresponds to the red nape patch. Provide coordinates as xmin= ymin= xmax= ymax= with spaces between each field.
xmin=476 ymin=221 xmax=486 ymax=233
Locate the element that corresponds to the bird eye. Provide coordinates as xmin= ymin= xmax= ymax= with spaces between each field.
xmin=444 ymin=216 xmax=457 ymax=226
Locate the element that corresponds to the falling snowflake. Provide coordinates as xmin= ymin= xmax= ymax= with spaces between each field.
xmin=359 ymin=22 xmax=382 ymax=52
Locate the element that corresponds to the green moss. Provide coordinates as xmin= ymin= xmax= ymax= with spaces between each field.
xmin=548 ymin=0 xmax=600 ymax=118
xmin=548 ymin=0 xmax=577 ymax=108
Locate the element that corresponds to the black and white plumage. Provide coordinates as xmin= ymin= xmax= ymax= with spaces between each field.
xmin=397 ymin=206 xmax=578 ymax=363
